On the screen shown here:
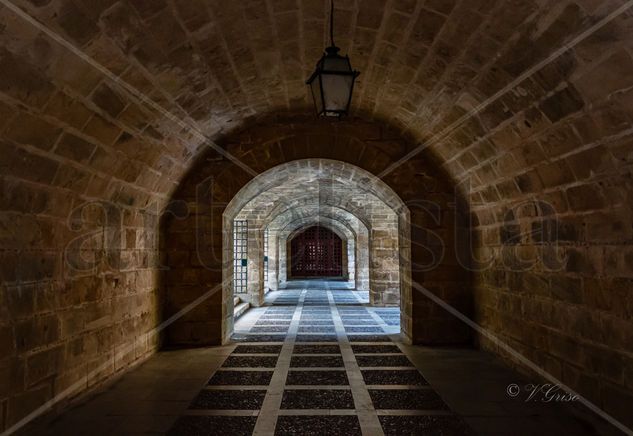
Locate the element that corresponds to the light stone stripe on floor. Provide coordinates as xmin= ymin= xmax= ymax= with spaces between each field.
xmin=252 ymin=289 xmax=306 ymax=435
xmin=328 ymin=290 xmax=385 ymax=436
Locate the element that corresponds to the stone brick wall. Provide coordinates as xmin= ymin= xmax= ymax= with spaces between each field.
xmin=0 ymin=21 xmax=179 ymax=432
xmin=466 ymin=33 xmax=633 ymax=434
xmin=0 ymin=95 xmax=164 ymax=433
xmin=434 ymin=3 xmax=633 ymax=427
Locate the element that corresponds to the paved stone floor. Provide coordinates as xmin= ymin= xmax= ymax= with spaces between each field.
xmin=24 ymin=284 xmax=615 ymax=435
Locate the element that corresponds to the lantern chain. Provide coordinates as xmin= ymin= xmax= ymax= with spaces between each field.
xmin=330 ymin=0 xmax=335 ymax=47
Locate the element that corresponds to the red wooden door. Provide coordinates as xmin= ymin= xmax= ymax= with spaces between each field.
xmin=290 ymin=226 xmax=343 ymax=277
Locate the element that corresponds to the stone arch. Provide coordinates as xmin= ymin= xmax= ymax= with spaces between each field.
xmin=227 ymin=159 xmax=400 ymax=304
xmin=266 ymin=207 xmax=369 ymax=292
xmin=222 ymin=159 xmax=406 ymax=340
xmin=280 ymin=218 xmax=356 ymax=286
xmin=164 ymin=131 xmax=470 ymax=346
xmin=284 ymin=224 xmax=347 ymax=280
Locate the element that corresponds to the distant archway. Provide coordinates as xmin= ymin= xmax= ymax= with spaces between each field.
xmin=289 ymin=225 xmax=344 ymax=278
xmin=222 ymin=159 xmax=409 ymax=341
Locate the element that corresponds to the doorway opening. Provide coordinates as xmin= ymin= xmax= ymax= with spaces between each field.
xmin=223 ymin=159 xmax=411 ymax=342
xmin=289 ymin=225 xmax=344 ymax=279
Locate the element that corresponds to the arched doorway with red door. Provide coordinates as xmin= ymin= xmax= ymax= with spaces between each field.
xmin=289 ymin=225 xmax=345 ymax=279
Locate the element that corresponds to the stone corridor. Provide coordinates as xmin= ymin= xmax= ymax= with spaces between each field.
xmin=25 ymin=284 xmax=605 ymax=436
xmin=4 ymin=0 xmax=633 ymax=432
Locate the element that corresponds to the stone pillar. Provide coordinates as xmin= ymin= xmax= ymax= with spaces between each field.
xmin=356 ymin=229 xmax=370 ymax=291
xmin=346 ymin=235 xmax=356 ymax=286
xmin=246 ymin=220 xmax=264 ymax=306
xmin=268 ymin=230 xmax=279 ymax=291
xmin=369 ymin=216 xmax=400 ymax=306
xmin=278 ymin=234 xmax=287 ymax=287
xmin=398 ymin=211 xmax=412 ymax=344
xmin=223 ymin=216 xmax=235 ymax=343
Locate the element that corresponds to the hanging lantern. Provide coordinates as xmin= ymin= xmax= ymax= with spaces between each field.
xmin=306 ymin=1 xmax=360 ymax=117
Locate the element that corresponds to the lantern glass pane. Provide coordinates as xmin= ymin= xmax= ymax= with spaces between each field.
xmin=322 ymin=55 xmax=351 ymax=72
xmin=310 ymin=75 xmax=324 ymax=114
xmin=322 ymin=73 xmax=354 ymax=113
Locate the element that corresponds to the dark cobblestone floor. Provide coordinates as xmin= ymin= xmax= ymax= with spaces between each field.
xmin=168 ymin=288 xmax=471 ymax=435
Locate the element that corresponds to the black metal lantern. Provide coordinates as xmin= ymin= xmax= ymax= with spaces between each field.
xmin=306 ymin=1 xmax=360 ymax=117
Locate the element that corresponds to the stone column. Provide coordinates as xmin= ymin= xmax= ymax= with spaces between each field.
xmin=369 ymin=217 xmax=400 ymax=305
xmin=246 ymin=220 xmax=264 ymax=306
xmin=278 ymin=234 xmax=287 ymax=288
xmin=268 ymin=230 xmax=279 ymax=291
xmin=398 ymin=211 xmax=412 ymax=344
xmin=346 ymin=235 xmax=356 ymax=286
xmin=356 ymin=229 xmax=370 ymax=291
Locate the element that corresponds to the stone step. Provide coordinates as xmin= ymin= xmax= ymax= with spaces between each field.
xmin=233 ymin=296 xmax=241 ymax=307
xmin=234 ymin=301 xmax=250 ymax=319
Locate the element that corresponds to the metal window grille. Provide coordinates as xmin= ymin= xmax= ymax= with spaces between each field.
xmin=263 ymin=228 xmax=269 ymax=288
xmin=233 ymin=220 xmax=248 ymax=294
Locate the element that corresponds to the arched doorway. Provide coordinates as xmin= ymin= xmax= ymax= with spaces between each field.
xmin=221 ymin=159 xmax=410 ymax=342
xmin=267 ymin=206 xmax=368 ymax=292
xmin=289 ymin=225 xmax=344 ymax=278
xmin=163 ymin=120 xmax=472 ymax=348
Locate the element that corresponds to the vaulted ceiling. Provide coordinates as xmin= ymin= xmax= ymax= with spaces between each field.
xmin=3 ymin=0 xmax=632 ymax=214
